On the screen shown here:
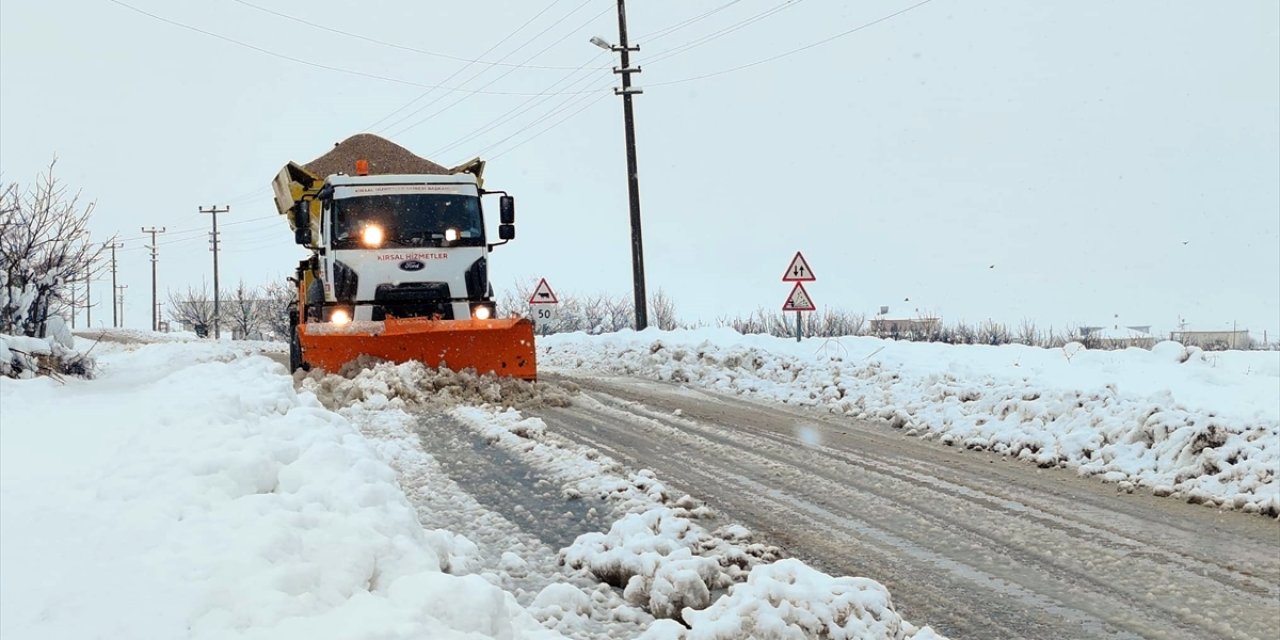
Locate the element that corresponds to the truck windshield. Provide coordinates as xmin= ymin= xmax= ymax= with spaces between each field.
xmin=331 ymin=193 xmax=483 ymax=249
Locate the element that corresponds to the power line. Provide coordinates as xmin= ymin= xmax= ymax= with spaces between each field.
xmin=382 ymin=1 xmax=614 ymax=137
xmin=363 ymin=0 xmax=575 ymax=131
xmin=118 ymin=214 xmax=278 ymax=246
xmin=429 ymin=1 xmax=782 ymax=159
xmin=430 ymin=57 xmax=612 ymax=158
xmin=636 ymin=0 xmax=745 ymax=43
xmin=106 ymin=0 xmax=603 ymax=97
xmin=476 ymin=87 xmax=609 ymax=157
xmin=229 ymin=0 xmax=584 ymax=70
xmin=490 ymin=92 xmax=611 ymax=160
xmin=363 ymin=0 xmax=749 ymax=136
xmin=649 ymin=0 xmax=935 ymax=87
xmin=645 ymin=0 xmax=807 ymax=65
xmin=224 ymin=188 xmax=270 ymax=205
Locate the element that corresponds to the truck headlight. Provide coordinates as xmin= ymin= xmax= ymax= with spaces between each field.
xmin=444 ymin=228 xmax=460 ymax=243
xmin=471 ymin=303 xmax=494 ymax=320
xmin=330 ymin=308 xmax=352 ymax=325
xmin=361 ymin=225 xmax=384 ymax=248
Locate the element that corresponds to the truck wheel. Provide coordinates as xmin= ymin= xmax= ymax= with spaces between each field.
xmin=289 ymin=324 xmax=309 ymax=372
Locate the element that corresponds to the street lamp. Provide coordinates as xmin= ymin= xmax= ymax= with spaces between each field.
xmin=591 ymin=0 xmax=649 ymax=330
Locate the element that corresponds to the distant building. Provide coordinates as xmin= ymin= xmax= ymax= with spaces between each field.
xmin=869 ymin=317 xmax=942 ymax=335
xmin=1078 ymin=325 xmax=1151 ymax=337
xmin=1076 ymin=325 xmax=1156 ymax=349
xmin=1170 ymin=329 xmax=1251 ymax=351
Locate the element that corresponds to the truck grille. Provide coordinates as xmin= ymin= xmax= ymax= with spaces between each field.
xmin=372 ymin=282 xmax=454 ymax=320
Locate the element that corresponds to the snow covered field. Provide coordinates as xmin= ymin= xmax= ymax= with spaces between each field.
xmin=9 ymin=325 xmax=1269 ymax=639
xmin=1 ymin=335 xmax=941 ymax=639
xmin=541 ymin=330 xmax=1280 ymax=516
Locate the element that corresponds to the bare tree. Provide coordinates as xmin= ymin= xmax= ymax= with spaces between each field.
xmin=260 ymin=279 xmax=296 ymax=339
xmin=498 ymin=277 xmax=536 ymax=320
xmin=603 ymin=295 xmax=635 ymax=333
xmin=0 ymin=160 xmax=109 ymax=337
xmin=166 ymin=283 xmax=216 ymax=336
xmin=649 ymin=288 xmax=679 ymax=330
xmin=223 ymin=280 xmax=268 ymax=339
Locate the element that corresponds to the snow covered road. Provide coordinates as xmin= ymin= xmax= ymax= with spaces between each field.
xmin=530 ymin=372 xmax=1280 ymax=640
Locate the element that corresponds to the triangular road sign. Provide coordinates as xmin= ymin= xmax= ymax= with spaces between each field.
xmin=782 ymin=251 xmax=815 ymax=282
xmin=782 ymin=282 xmax=816 ymax=311
xmin=529 ymin=278 xmax=559 ymax=304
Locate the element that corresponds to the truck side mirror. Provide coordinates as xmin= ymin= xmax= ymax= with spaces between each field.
xmin=499 ymin=195 xmax=515 ymax=224
xmin=292 ymin=202 xmax=312 ymax=245
xmin=499 ymin=224 xmax=515 ymax=240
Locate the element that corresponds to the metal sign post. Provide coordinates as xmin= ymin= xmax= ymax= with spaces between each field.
xmin=781 ymin=252 xmax=817 ymax=342
xmin=528 ymin=278 xmax=560 ymax=333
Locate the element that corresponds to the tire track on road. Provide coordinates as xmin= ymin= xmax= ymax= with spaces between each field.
xmin=534 ymin=373 xmax=1280 ymax=640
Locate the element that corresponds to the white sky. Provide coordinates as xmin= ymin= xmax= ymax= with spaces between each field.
xmin=2 ymin=0 xmax=1277 ymax=337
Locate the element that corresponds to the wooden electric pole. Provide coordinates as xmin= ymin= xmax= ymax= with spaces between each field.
xmin=107 ymin=241 xmax=124 ymax=327
xmin=115 ymin=284 xmax=129 ymax=326
xmin=594 ymin=0 xmax=648 ymax=330
xmin=200 ymin=205 xmax=229 ymax=338
xmin=141 ymin=227 xmax=166 ymax=331
xmin=85 ymin=262 xmax=92 ymax=328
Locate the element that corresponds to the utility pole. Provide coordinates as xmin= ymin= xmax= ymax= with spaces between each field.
xmin=201 ymin=205 xmax=229 ymax=339
xmin=85 ymin=263 xmax=92 ymax=327
xmin=592 ymin=0 xmax=648 ymax=330
xmin=115 ymin=284 xmax=129 ymax=326
xmin=141 ymin=227 xmax=166 ymax=331
xmin=107 ymin=242 xmax=124 ymax=327
xmin=70 ymin=278 xmax=77 ymax=329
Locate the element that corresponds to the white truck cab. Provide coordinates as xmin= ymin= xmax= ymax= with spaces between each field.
xmin=288 ymin=171 xmax=515 ymax=326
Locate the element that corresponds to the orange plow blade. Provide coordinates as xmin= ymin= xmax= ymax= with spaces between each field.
xmin=299 ymin=317 xmax=537 ymax=380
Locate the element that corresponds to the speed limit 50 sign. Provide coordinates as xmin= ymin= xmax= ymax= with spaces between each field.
xmin=528 ymin=278 xmax=559 ymax=331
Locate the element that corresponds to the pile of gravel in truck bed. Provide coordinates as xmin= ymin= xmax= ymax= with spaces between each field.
xmin=302 ymin=133 xmax=450 ymax=177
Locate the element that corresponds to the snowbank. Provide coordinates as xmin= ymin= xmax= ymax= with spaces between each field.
xmin=302 ymin=361 xmax=941 ymax=637
xmin=0 ymin=340 xmax=557 ymax=639
xmin=640 ymin=560 xmax=944 ymax=640
xmin=447 ymin=407 xmax=783 ymax=621
xmin=540 ymin=329 xmax=1280 ymax=515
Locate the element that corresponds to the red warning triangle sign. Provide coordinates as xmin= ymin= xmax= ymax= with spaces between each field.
xmin=782 ymin=282 xmax=816 ymax=311
xmin=782 ymin=251 xmax=815 ymax=282
xmin=528 ymin=278 xmax=558 ymax=304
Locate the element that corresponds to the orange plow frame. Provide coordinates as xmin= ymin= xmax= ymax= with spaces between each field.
xmin=299 ymin=317 xmax=537 ymax=380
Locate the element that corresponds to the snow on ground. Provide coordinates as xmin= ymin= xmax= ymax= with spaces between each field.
xmin=3 ymin=336 xmax=944 ymax=639
xmin=307 ymin=361 xmax=942 ymax=638
xmin=0 ymin=339 xmax=558 ymax=639
xmin=540 ymin=329 xmax=1280 ymax=516
xmin=2 ymin=319 xmax=89 ymax=377
xmin=640 ymin=560 xmax=947 ymax=640
xmin=301 ymin=370 xmax=658 ymax=639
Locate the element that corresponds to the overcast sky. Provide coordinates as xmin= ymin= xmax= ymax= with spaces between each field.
xmin=2 ymin=0 xmax=1277 ymax=337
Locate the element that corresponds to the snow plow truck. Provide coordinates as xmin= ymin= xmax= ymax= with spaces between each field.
xmin=273 ymin=134 xmax=536 ymax=380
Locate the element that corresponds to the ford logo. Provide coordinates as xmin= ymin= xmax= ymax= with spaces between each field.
xmin=399 ymin=260 xmax=425 ymax=271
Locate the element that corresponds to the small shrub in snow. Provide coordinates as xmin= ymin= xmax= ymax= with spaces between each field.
xmin=0 ymin=324 xmax=94 ymax=379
